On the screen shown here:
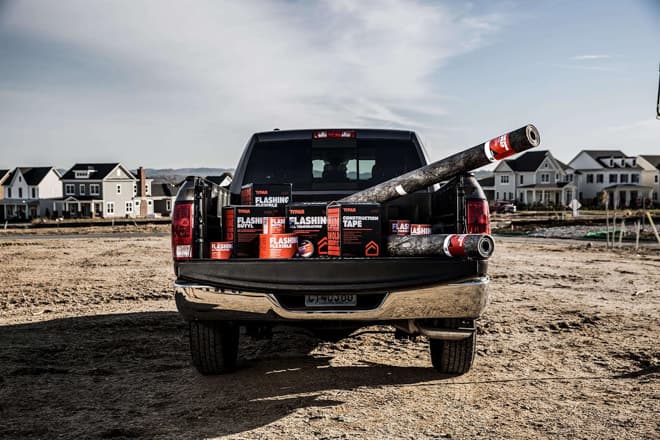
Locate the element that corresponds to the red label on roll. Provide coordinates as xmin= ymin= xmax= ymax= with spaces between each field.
xmin=443 ymin=234 xmax=468 ymax=257
xmin=488 ymin=134 xmax=513 ymax=160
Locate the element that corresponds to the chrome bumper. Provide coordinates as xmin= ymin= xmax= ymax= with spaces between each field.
xmin=174 ymin=277 xmax=489 ymax=321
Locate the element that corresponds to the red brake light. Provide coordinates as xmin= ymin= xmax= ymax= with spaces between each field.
xmin=313 ymin=130 xmax=356 ymax=139
xmin=467 ymin=199 xmax=491 ymax=234
xmin=172 ymin=202 xmax=193 ymax=261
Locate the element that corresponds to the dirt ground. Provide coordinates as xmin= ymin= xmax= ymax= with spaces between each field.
xmin=0 ymin=234 xmax=658 ymax=439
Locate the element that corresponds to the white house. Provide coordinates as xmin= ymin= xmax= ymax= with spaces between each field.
xmin=0 ymin=167 xmax=62 ymax=220
xmin=493 ymin=150 xmax=577 ymax=206
xmin=568 ymin=150 xmax=655 ymax=208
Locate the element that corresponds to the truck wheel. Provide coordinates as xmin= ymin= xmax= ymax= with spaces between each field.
xmin=429 ymin=332 xmax=476 ymax=375
xmin=189 ymin=320 xmax=239 ymax=375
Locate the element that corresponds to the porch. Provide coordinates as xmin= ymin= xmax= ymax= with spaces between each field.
xmin=518 ymin=183 xmax=577 ymax=206
xmin=53 ymin=197 xmax=104 ymax=218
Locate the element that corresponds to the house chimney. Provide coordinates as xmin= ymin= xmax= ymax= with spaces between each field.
xmin=139 ymin=166 xmax=148 ymax=217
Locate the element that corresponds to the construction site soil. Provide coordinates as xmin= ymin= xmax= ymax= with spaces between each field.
xmin=0 ymin=234 xmax=658 ymax=439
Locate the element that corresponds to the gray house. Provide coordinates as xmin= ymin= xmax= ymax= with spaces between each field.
xmin=55 ymin=163 xmax=138 ymax=218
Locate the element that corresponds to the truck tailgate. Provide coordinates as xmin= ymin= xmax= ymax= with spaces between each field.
xmin=176 ymin=258 xmax=488 ymax=294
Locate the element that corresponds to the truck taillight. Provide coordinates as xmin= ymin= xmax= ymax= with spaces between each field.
xmin=172 ymin=202 xmax=193 ymax=261
xmin=466 ymin=199 xmax=491 ymax=234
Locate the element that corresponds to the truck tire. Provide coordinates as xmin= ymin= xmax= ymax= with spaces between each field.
xmin=189 ymin=320 xmax=239 ymax=375
xmin=429 ymin=332 xmax=476 ymax=375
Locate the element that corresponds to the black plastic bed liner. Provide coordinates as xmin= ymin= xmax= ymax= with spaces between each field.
xmin=176 ymin=257 xmax=488 ymax=294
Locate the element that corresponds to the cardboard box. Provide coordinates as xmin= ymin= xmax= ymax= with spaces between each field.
xmin=222 ymin=205 xmax=283 ymax=257
xmin=327 ymin=202 xmax=381 ymax=257
xmin=240 ymin=183 xmax=292 ymax=207
xmin=286 ymin=202 xmax=327 ymax=257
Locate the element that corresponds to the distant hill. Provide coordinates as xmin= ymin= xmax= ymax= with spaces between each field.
xmin=146 ymin=168 xmax=233 ymax=184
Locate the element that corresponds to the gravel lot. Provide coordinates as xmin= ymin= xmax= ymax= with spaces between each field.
xmin=0 ymin=234 xmax=658 ymax=439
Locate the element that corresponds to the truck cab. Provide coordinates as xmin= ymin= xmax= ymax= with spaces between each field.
xmin=172 ymin=129 xmax=491 ymax=375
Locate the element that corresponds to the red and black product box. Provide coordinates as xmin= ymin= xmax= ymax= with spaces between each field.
xmin=327 ymin=202 xmax=381 ymax=257
xmin=222 ymin=205 xmax=283 ymax=257
xmin=286 ymin=202 xmax=328 ymax=257
xmin=240 ymin=183 xmax=292 ymax=207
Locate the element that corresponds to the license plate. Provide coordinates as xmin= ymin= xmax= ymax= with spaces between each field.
xmin=304 ymin=294 xmax=357 ymax=307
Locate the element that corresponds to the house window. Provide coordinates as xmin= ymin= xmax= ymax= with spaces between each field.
xmin=147 ymin=200 xmax=153 ymax=206
xmin=106 ymin=202 xmax=114 ymax=214
xmin=631 ymin=174 xmax=639 ymax=184
xmin=509 ymin=192 xmax=513 ymax=200
xmin=166 ymin=199 xmax=172 ymax=211
xmin=609 ymin=159 xmax=614 ymax=167
xmin=125 ymin=201 xmax=133 ymax=213
xmin=18 ymin=175 xmax=22 ymax=182
xmin=541 ymin=173 xmax=550 ymax=183
xmin=65 ymin=184 xmax=75 ymax=195
xmin=596 ymin=174 xmax=603 ymax=183
xmin=620 ymin=174 xmax=628 ymax=183
xmin=90 ymin=184 xmax=100 ymax=195
xmin=116 ymin=184 xmax=121 ymax=195
xmin=609 ymin=174 xmax=617 ymax=183
xmin=519 ymin=175 xmax=523 ymax=184
xmin=7 ymin=188 xmax=11 ymax=198
xmin=79 ymin=184 xmax=85 ymax=195
xmin=555 ymin=173 xmax=559 ymax=181
xmin=655 ymin=175 xmax=659 ymax=183
xmin=145 ymin=184 xmax=150 ymax=195
xmin=496 ymin=192 xmax=500 ymax=200
xmin=18 ymin=188 xmax=23 ymax=198
xmin=586 ymin=174 xmax=594 ymax=183
xmin=31 ymin=188 xmax=36 ymax=198
xmin=500 ymin=175 xmax=509 ymax=184
xmin=133 ymin=183 xmax=137 ymax=195
xmin=568 ymin=174 xmax=574 ymax=182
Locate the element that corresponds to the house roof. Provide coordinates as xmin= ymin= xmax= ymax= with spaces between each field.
xmin=579 ymin=150 xmax=643 ymax=169
xmin=582 ymin=150 xmax=627 ymax=160
xmin=504 ymin=150 xmax=549 ymax=172
xmin=0 ymin=169 xmax=10 ymax=182
xmin=151 ymin=183 xmax=179 ymax=197
xmin=556 ymin=160 xmax=571 ymax=171
xmin=640 ymin=155 xmax=660 ymax=170
xmin=5 ymin=167 xmax=56 ymax=186
xmin=478 ymin=176 xmax=495 ymax=187
xmin=61 ymin=163 xmax=128 ymax=180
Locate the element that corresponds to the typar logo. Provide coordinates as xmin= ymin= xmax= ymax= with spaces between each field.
xmin=365 ymin=240 xmax=380 ymax=257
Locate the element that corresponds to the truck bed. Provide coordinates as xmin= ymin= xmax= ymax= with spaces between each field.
xmin=176 ymin=257 xmax=488 ymax=294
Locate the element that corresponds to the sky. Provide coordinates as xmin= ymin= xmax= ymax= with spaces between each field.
xmin=0 ymin=0 xmax=659 ymax=170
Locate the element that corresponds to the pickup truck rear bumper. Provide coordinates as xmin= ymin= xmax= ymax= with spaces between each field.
xmin=174 ymin=276 xmax=489 ymax=322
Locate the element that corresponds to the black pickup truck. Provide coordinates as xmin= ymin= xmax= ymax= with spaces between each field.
xmin=172 ymin=129 xmax=491 ymax=375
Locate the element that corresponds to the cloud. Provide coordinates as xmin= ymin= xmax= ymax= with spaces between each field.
xmin=571 ymin=54 xmax=611 ymax=60
xmin=0 ymin=0 xmax=506 ymax=167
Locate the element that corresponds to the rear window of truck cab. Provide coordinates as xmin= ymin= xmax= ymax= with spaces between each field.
xmin=243 ymin=137 xmax=423 ymax=190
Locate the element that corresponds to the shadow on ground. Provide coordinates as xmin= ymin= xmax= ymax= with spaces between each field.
xmin=0 ymin=312 xmax=444 ymax=438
